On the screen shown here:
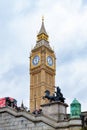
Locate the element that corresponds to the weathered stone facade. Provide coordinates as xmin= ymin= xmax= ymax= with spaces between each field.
xmin=0 ymin=106 xmax=82 ymax=130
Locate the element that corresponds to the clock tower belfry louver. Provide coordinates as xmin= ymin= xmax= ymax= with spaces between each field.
xmin=30 ymin=18 xmax=56 ymax=112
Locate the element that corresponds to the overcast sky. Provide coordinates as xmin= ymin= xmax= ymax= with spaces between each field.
xmin=0 ymin=0 xmax=87 ymax=113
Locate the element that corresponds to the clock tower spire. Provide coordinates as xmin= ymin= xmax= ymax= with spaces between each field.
xmin=37 ymin=16 xmax=48 ymax=41
xmin=34 ymin=17 xmax=51 ymax=50
xmin=30 ymin=18 xmax=56 ymax=112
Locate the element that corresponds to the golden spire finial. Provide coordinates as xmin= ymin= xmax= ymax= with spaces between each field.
xmin=42 ymin=16 xmax=44 ymax=22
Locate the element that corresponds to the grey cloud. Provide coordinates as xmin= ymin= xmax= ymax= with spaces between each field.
xmin=0 ymin=0 xmax=87 ymax=111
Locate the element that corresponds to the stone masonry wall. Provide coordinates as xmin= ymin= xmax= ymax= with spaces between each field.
xmin=0 ymin=112 xmax=55 ymax=130
xmin=0 ymin=107 xmax=82 ymax=130
xmin=0 ymin=107 xmax=55 ymax=130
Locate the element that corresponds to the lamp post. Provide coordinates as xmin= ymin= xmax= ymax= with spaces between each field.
xmin=34 ymin=94 xmax=36 ymax=110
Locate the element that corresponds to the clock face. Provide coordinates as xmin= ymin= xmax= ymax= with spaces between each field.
xmin=47 ymin=56 xmax=53 ymax=66
xmin=32 ymin=55 xmax=40 ymax=66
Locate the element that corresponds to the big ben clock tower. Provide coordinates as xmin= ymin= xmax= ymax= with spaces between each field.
xmin=30 ymin=17 xmax=56 ymax=112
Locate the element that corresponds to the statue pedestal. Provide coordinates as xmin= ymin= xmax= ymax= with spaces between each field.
xmin=41 ymin=101 xmax=68 ymax=122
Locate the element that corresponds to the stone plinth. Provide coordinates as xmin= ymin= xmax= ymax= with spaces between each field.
xmin=41 ymin=101 xmax=68 ymax=122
